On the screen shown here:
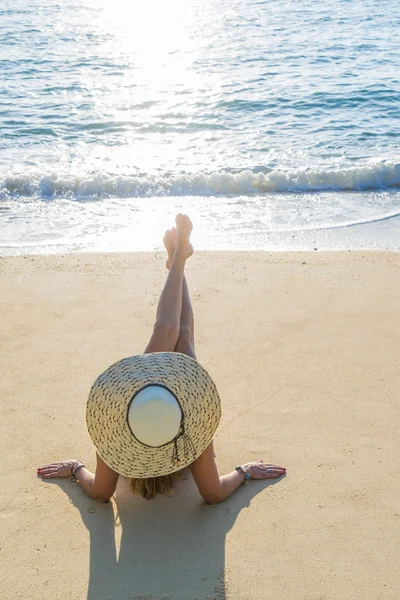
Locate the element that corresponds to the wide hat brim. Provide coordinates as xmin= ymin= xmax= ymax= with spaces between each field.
xmin=86 ymin=352 xmax=221 ymax=478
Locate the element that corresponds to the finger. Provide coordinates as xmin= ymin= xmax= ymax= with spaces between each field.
xmin=263 ymin=467 xmax=286 ymax=476
xmin=38 ymin=468 xmax=59 ymax=476
xmin=38 ymin=462 xmax=66 ymax=470
xmin=266 ymin=464 xmax=285 ymax=469
xmin=41 ymin=472 xmax=62 ymax=479
xmin=39 ymin=463 xmax=61 ymax=470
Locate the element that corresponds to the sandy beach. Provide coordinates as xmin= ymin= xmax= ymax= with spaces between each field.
xmin=1 ymin=250 xmax=399 ymax=600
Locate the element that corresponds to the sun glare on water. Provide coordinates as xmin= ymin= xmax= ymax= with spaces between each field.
xmin=79 ymin=0 xmax=214 ymax=173
xmin=98 ymin=0 xmax=199 ymax=84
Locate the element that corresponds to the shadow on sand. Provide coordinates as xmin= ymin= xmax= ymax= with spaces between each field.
xmin=56 ymin=472 xmax=283 ymax=600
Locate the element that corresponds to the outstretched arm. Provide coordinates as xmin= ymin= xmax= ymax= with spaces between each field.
xmin=38 ymin=453 xmax=119 ymax=502
xmin=190 ymin=442 xmax=286 ymax=504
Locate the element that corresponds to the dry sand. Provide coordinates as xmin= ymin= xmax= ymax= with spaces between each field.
xmin=1 ymin=251 xmax=399 ymax=600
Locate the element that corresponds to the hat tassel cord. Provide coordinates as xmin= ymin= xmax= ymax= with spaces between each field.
xmin=172 ymin=426 xmax=196 ymax=466
xmin=182 ymin=432 xmax=196 ymax=461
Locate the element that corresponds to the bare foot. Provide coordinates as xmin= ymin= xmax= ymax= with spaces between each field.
xmin=175 ymin=214 xmax=193 ymax=261
xmin=163 ymin=227 xmax=177 ymax=270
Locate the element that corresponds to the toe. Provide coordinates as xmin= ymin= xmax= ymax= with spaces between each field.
xmin=163 ymin=229 xmax=174 ymax=250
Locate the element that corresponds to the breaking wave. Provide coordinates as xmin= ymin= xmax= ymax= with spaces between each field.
xmin=1 ymin=161 xmax=400 ymax=200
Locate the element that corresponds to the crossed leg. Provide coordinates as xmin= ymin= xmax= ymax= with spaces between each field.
xmin=166 ymin=228 xmax=196 ymax=359
xmin=144 ymin=215 xmax=196 ymax=360
xmin=175 ymin=275 xmax=196 ymax=359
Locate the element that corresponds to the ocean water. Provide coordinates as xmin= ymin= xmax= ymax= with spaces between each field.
xmin=1 ymin=0 xmax=399 ymax=253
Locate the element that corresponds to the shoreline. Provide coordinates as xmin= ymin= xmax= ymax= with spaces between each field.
xmin=2 ymin=211 xmax=400 ymax=257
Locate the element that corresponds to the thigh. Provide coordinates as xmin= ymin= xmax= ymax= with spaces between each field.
xmin=143 ymin=329 xmax=177 ymax=354
xmin=144 ymin=327 xmax=196 ymax=357
xmin=175 ymin=335 xmax=196 ymax=359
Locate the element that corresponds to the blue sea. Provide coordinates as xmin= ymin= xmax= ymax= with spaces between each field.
xmin=1 ymin=0 xmax=399 ymax=253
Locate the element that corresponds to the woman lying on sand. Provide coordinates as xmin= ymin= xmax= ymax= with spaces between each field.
xmin=38 ymin=214 xmax=285 ymax=503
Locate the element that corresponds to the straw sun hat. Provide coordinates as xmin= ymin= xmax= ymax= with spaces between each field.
xmin=86 ymin=352 xmax=221 ymax=478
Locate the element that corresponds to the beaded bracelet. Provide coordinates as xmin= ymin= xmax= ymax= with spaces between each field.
xmin=235 ymin=465 xmax=251 ymax=482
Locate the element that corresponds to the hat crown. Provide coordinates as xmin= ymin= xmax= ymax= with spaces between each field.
xmin=86 ymin=352 xmax=221 ymax=478
xmin=127 ymin=384 xmax=182 ymax=447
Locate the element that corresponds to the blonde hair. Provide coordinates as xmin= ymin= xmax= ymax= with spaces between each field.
xmin=129 ymin=472 xmax=181 ymax=500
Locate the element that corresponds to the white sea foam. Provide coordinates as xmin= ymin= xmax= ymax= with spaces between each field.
xmin=1 ymin=162 xmax=400 ymax=200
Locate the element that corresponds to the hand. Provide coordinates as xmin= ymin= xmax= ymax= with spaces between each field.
xmin=37 ymin=460 xmax=80 ymax=479
xmin=241 ymin=460 xmax=286 ymax=480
